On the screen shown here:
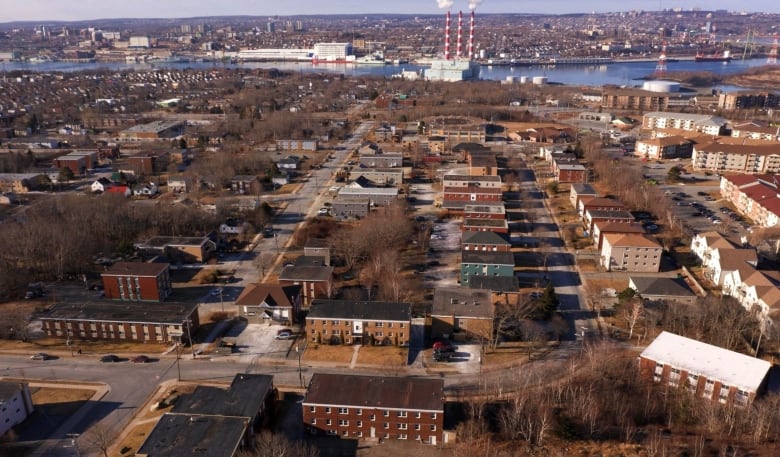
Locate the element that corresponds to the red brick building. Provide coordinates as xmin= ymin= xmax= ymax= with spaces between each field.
xmin=303 ymin=373 xmax=445 ymax=445
xmin=639 ymin=331 xmax=770 ymax=407
xmin=101 ymin=262 xmax=172 ymax=302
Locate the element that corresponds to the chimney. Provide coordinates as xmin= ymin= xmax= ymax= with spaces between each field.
xmin=468 ymin=10 xmax=475 ymax=60
xmin=444 ymin=11 xmax=451 ymax=60
xmin=456 ymin=10 xmax=463 ymax=59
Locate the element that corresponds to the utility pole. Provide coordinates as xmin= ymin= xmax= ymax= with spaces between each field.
xmin=295 ymin=345 xmax=304 ymax=388
xmin=185 ymin=319 xmax=196 ymax=359
xmin=66 ymin=433 xmax=80 ymax=457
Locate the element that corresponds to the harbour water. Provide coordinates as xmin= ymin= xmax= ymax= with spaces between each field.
xmin=0 ymin=57 xmax=770 ymax=89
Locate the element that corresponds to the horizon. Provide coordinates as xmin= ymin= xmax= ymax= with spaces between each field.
xmin=3 ymin=0 xmax=780 ymax=24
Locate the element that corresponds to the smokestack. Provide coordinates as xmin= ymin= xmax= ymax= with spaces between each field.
xmin=444 ymin=11 xmax=451 ymax=60
xmin=456 ymin=10 xmax=463 ymax=59
xmin=468 ymin=10 xmax=475 ymax=60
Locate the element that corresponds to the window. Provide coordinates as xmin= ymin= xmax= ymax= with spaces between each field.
xmin=325 ymin=407 xmax=331 ymax=414
xmin=735 ymin=390 xmax=749 ymax=407
xmin=719 ymin=385 xmax=730 ymax=403
xmin=311 ymin=418 xmax=317 ymax=425
xmin=388 ymin=322 xmax=393 ymax=328
xmin=415 ymin=412 xmax=421 ymax=419
xmin=357 ymin=431 xmax=363 ymax=438
xmin=431 ymin=413 xmax=438 ymax=419
xmin=370 ymin=414 xmax=376 ymax=421
xmin=398 ymin=423 xmax=408 ymax=430
xmin=399 ymin=434 xmax=408 ymax=440
xmin=383 ymin=422 xmax=389 ymax=429
xmin=356 ymin=420 xmax=363 ymax=427
xmin=430 ymin=425 xmax=437 ymax=431
xmin=338 ymin=407 xmax=349 ymax=414
xmin=687 ymin=374 xmax=699 ymax=393
xmin=325 ymin=419 xmax=332 ymax=426
xmin=356 ymin=409 xmax=362 ymax=415
xmin=338 ymin=419 xmax=349 ymax=426
xmin=383 ymin=410 xmax=389 ymax=417
xmin=309 ymin=406 xmax=316 ymax=413
xmin=400 ymin=323 xmax=405 ymax=328
xmin=414 ymin=424 xmax=421 ymax=431
xmin=332 ymin=320 xmax=340 ymax=325
xmin=375 ymin=331 xmax=383 ymax=337
xmin=669 ymin=368 xmax=681 ymax=386
xmin=375 ymin=322 xmax=384 ymax=328
xmin=397 ymin=411 xmax=407 ymax=418
xmin=342 ymin=430 xmax=349 ymax=436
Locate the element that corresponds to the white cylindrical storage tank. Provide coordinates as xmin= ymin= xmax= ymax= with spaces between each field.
xmin=506 ymin=76 xmax=518 ymax=83
xmin=642 ymin=80 xmax=680 ymax=93
xmin=479 ymin=49 xmax=486 ymax=59
xmin=519 ymin=76 xmax=529 ymax=83
xmin=532 ymin=76 xmax=547 ymax=85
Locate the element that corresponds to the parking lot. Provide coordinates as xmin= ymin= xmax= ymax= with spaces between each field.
xmin=210 ymin=320 xmax=302 ymax=362
xmin=420 ymin=343 xmax=482 ymax=374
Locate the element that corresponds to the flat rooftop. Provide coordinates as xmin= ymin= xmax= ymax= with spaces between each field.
xmin=137 ymin=413 xmax=246 ymax=457
xmin=36 ymin=301 xmax=198 ymax=324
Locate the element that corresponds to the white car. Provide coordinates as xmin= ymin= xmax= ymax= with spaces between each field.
xmin=317 ymin=207 xmax=330 ymax=216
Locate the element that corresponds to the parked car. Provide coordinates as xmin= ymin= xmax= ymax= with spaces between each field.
xmin=317 ymin=207 xmax=330 ymax=216
xmin=30 ymin=352 xmax=50 ymax=361
xmin=432 ymin=341 xmax=454 ymax=351
xmin=275 ymin=329 xmax=295 ymax=340
xmin=210 ymin=288 xmax=223 ymax=297
xmin=433 ymin=352 xmax=453 ymax=362
xmin=132 ymin=355 xmax=150 ymax=363
xmin=100 ymin=354 xmax=120 ymax=363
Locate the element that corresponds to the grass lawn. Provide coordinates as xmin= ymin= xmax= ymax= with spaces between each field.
xmin=31 ymin=386 xmax=95 ymax=416
xmin=2 ymin=337 xmax=171 ymax=357
xmin=584 ymin=277 xmax=628 ymax=296
xmin=356 ymin=345 xmax=407 ymax=367
xmin=302 ymin=344 xmax=354 ymax=364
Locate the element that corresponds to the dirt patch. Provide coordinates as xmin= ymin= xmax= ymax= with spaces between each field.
xmin=584 ymin=277 xmax=627 ymax=296
xmin=356 ymin=345 xmax=407 ymax=367
xmin=302 ymin=344 xmax=354 ymax=364
xmin=31 ymin=386 xmax=95 ymax=412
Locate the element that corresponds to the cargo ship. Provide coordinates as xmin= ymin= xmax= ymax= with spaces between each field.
xmin=695 ymin=50 xmax=732 ymax=62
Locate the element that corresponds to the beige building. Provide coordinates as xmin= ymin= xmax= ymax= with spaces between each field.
xmin=693 ymin=143 xmax=780 ymax=174
xmin=600 ymin=233 xmax=662 ymax=272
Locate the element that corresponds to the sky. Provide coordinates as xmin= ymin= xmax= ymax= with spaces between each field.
xmin=1 ymin=0 xmax=778 ymax=22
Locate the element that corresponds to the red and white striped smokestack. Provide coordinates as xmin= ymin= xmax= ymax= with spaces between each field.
xmin=444 ymin=11 xmax=451 ymax=60
xmin=468 ymin=10 xmax=475 ymax=60
xmin=456 ymin=10 xmax=463 ymax=59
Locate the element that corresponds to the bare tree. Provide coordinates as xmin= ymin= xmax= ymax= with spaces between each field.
xmin=236 ymin=431 xmax=318 ymax=457
xmin=622 ymin=299 xmax=644 ymax=341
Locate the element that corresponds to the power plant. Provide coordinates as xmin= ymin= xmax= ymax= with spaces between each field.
xmin=424 ymin=9 xmax=481 ymax=82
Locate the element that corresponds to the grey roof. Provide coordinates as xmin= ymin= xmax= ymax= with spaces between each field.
xmin=304 ymin=373 xmax=443 ymax=412
xmin=136 ymin=413 xmax=246 ymax=457
xmin=171 ymin=373 xmax=273 ymax=419
xmin=467 ymin=275 xmax=520 ymax=292
xmin=587 ymin=209 xmax=635 ymax=219
xmin=630 ymin=276 xmax=696 ymax=298
xmin=463 ymin=203 xmax=506 ymax=215
xmin=308 ymin=300 xmax=411 ymax=322
xmin=305 ymin=238 xmax=329 ymax=249
xmin=141 ymin=236 xmax=211 ymax=248
xmin=462 ymin=250 xmax=515 ymax=266
xmin=442 ymin=174 xmax=502 ymax=182
xmin=463 ymin=218 xmax=509 ymax=228
xmin=279 ymin=265 xmax=333 ymax=282
xmin=462 ymin=230 xmax=510 ymax=245
xmin=35 ymin=301 xmax=197 ymax=325
xmin=122 ymin=120 xmax=184 ymax=134
xmin=295 ymin=255 xmax=325 ymax=267
xmin=432 ymin=287 xmax=494 ymax=319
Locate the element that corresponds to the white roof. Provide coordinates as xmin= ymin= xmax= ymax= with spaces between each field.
xmin=640 ymin=331 xmax=771 ymax=393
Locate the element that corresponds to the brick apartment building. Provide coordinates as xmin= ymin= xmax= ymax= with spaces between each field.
xmin=639 ymin=331 xmax=771 ymax=407
xmin=101 ymin=262 xmax=172 ymax=302
xmin=303 ymin=373 xmax=445 ymax=444
xmin=307 ymin=300 xmax=411 ymax=346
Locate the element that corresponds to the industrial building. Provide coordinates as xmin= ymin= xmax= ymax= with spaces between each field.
xmin=424 ymin=11 xmax=480 ymax=82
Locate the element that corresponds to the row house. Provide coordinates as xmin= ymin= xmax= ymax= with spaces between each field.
xmin=635 ymin=135 xmax=693 ymax=160
xmin=692 ymin=143 xmax=780 ymax=174
xmin=569 ymin=183 xmax=599 ymax=209
xmin=730 ymin=123 xmax=780 ymax=142
xmin=441 ymin=184 xmax=502 ymax=211
xmin=642 ymin=112 xmax=726 ymax=136
xmin=722 ymin=266 xmax=780 ymax=328
xmin=462 ymin=230 xmax=511 ymax=252
xmin=331 ymin=196 xmax=370 ymax=219
xmin=719 ymin=175 xmax=780 ymax=227
xmin=441 ymin=174 xmax=502 ymax=190
xmin=279 ymin=265 xmax=334 ymax=308
xmin=358 ymin=153 xmax=403 ymax=168
xmin=101 ymin=262 xmax=172 ymax=302
xmin=431 ymin=287 xmax=495 ymax=342
xmin=307 ymin=300 xmax=411 ymax=346
xmin=584 ymin=209 xmax=635 ymax=233
xmin=602 ymin=89 xmax=693 ymax=111
xmin=303 ymin=374 xmax=445 ymax=445
xmin=554 ymin=163 xmax=588 ymax=183
xmin=466 ymin=150 xmax=498 ymax=176
xmin=460 ymin=250 xmax=515 ymax=285
xmin=462 ymin=203 xmax=506 ymax=220
xmin=639 ymin=331 xmax=771 ymax=407
xmin=276 ymin=139 xmax=318 ymax=152
xmin=462 ymin=218 xmax=509 ymax=234
xmin=578 ymin=196 xmax=625 ymax=218
xmin=592 ymin=221 xmax=646 ymax=250
xmin=36 ymin=301 xmax=199 ymax=344
xmin=139 ymin=374 xmax=275 ymax=456
xmin=689 ymin=231 xmax=757 ymax=286
xmin=348 ymin=168 xmax=403 ymax=187
xmin=428 ymin=121 xmax=486 ymax=143
xmin=337 ymin=187 xmax=399 ymax=207
xmin=600 ymin=233 xmax=662 ymax=272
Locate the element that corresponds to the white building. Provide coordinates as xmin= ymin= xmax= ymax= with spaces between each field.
xmin=0 ymin=382 xmax=34 ymax=436
xmin=128 ymin=36 xmax=150 ymax=48
xmin=312 ymin=43 xmax=353 ymax=62
xmin=424 ymin=59 xmax=480 ymax=82
xmin=642 ymin=112 xmax=726 ymax=135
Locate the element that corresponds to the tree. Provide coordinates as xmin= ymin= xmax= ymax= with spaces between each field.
xmin=58 ymin=167 xmax=74 ymax=184
xmin=539 ymin=282 xmax=558 ymax=319
xmin=667 ymin=166 xmax=681 ymax=182
xmin=622 ymin=299 xmax=644 ymax=340
xmin=236 ymin=431 xmax=318 ymax=457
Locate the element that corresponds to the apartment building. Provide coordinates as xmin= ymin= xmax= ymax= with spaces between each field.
xmin=0 ymin=382 xmax=34 ymax=437
xmin=718 ymin=91 xmax=780 ymax=111
xmin=303 ymin=373 xmax=445 ymax=444
xmin=600 ymin=233 xmax=662 ymax=272
xmin=639 ymin=331 xmax=771 ymax=407
xmin=634 ymin=136 xmax=693 ymax=160
xmin=307 ymin=300 xmax=411 ymax=346
xmin=101 ymin=262 xmax=172 ymax=302
xmin=719 ymin=174 xmax=780 ymax=227
xmin=642 ymin=112 xmax=726 ymax=135
xmin=692 ymin=143 xmax=780 ymax=174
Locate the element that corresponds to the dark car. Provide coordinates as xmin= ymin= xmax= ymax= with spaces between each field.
xmin=132 ymin=355 xmax=150 ymax=363
xmin=433 ymin=352 xmax=453 ymax=362
xmin=100 ymin=354 xmax=120 ymax=363
xmin=262 ymin=227 xmax=275 ymax=238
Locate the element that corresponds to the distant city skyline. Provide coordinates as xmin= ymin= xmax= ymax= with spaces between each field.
xmin=2 ymin=0 xmax=779 ymax=23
